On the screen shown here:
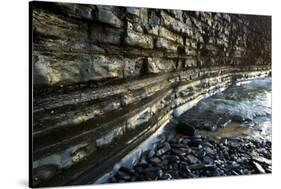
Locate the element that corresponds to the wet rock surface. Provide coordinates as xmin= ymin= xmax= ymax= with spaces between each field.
xmin=109 ymin=133 xmax=271 ymax=183
xmin=31 ymin=1 xmax=271 ymax=187
xmin=108 ymin=79 xmax=272 ymax=183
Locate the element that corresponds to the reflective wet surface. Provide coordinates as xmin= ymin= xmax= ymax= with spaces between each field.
xmin=107 ymin=78 xmax=272 ymax=183
xmin=181 ymin=78 xmax=271 ymax=141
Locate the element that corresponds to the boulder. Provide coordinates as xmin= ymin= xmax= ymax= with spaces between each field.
xmin=176 ymin=121 xmax=196 ymax=136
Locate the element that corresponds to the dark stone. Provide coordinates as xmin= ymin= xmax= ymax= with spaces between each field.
xmin=202 ymin=141 xmax=214 ymax=148
xmin=192 ymin=134 xmax=202 ymax=140
xmin=187 ymin=164 xmax=205 ymax=170
xmin=229 ymin=161 xmax=240 ymax=169
xmin=252 ymin=161 xmax=266 ymax=174
xmin=119 ymin=166 xmax=136 ymax=176
xmin=187 ymin=171 xmax=199 ymax=178
xmin=202 ymin=121 xmax=217 ymax=131
xmin=149 ymin=157 xmax=162 ymax=166
xmin=252 ymin=157 xmax=271 ymax=165
xmin=134 ymin=166 xmax=144 ymax=173
xmin=159 ymin=173 xmax=172 ymax=180
xmin=176 ymin=121 xmax=196 ymax=136
xmin=138 ymin=159 xmax=149 ymax=168
xmin=231 ymin=170 xmax=240 ymax=175
xmin=171 ymin=148 xmax=186 ymax=157
xmin=186 ymin=154 xmax=200 ymax=164
xmin=142 ymin=167 xmax=162 ymax=179
xmin=217 ymin=117 xmax=232 ymax=128
xmin=116 ymin=171 xmax=131 ymax=180
xmin=162 ymin=155 xmax=180 ymax=163
xmin=157 ymin=134 xmax=167 ymax=143
xmin=204 ymin=146 xmax=215 ymax=156
xmin=110 ymin=176 xmax=117 ymax=182
xmin=169 ymin=137 xmax=178 ymax=144
xmin=177 ymin=137 xmax=184 ymax=144
xmin=264 ymin=165 xmax=272 ymax=173
xmin=170 ymin=143 xmax=188 ymax=149
xmin=182 ymin=138 xmax=191 ymax=145
xmin=156 ymin=143 xmax=171 ymax=156
xmin=203 ymin=156 xmax=214 ymax=164
xmin=231 ymin=115 xmax=246 ymax=122
xmin=179 ymin=147 xmax=192 ymax=154
xmin=147 ymin=150 xmax=156 ymax=158
xmin=188 ymin=138 xmax=202 ymax=147
xmin=209 ymin=168 xmax=222 ymax=177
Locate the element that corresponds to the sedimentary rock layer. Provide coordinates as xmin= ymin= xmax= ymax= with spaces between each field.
xmin=30 ymin=1 xmax=271 ymax=187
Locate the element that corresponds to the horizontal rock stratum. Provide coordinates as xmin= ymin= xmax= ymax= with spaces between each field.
xmin=30 ymin=1 xmax=271 ymax=187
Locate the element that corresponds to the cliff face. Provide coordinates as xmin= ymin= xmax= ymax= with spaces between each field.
xmin=30 ymin=1 xmax=271 ymax=187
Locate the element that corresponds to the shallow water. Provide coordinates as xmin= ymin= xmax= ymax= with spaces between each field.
xmin=198 ymin=122 xmax=248 ymax=138
xmin=196 ymin=78 xmax=272 ymax=140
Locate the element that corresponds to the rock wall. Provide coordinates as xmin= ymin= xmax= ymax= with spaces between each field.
xmin=30 ymin=1 xmax=271 ymax=187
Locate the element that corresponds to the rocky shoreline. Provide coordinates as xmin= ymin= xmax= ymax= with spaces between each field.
xmin=108 ymin=79 xmax=272 ymax=183
xmin=109 ymin=128 xmax=271 ymax=183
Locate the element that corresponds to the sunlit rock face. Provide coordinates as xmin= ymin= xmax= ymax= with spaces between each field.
xmin=31 ymin=1 xmax=271 ymax=187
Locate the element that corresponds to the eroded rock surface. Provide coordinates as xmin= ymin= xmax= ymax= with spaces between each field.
xmin=31 ymin=1 xmax=271 ymax=187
